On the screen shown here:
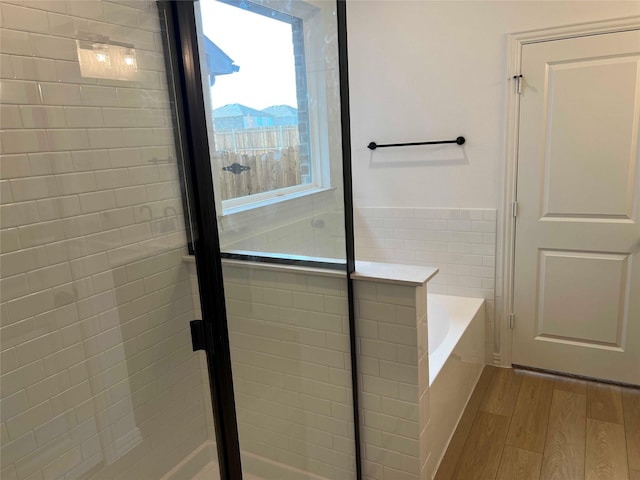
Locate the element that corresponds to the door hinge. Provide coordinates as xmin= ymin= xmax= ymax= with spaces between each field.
xmin=190 ymin=319 xmax=207 ymax=352
xmin=512 ymin=201 xmax=518 ymax=218
xmin=513 ymin=74 xmax=523 ymax=94
xmin=509 ymin=313 xmax=515 ymax=329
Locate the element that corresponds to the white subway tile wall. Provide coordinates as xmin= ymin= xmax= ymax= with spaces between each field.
xmin=217 ymin=263 xmax=357 ymax=479
xmin=355 ymin=207 xmax=497 ymax=361
xmin=0 ymin=2 xmax=216 ymax=480
xmin=220 ymin=207 xmax=346 ymax=260
xmin=354 ymin=280 xmax=430 ymax=480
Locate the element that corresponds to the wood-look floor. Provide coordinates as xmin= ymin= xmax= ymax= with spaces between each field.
xmin=435 ymin=366 xmax=640 ymax=480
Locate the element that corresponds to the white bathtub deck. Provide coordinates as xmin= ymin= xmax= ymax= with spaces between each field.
xmin=353 ymin=261 xmax=438 ymax=286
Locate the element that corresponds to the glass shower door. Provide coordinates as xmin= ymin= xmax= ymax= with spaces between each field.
xmin=0 ymin=1 xmax=222 ymax=479
xmin=188 ymin=1 xmax=358 ymax=478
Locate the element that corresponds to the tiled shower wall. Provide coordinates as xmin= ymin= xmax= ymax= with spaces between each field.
xmin=190 ymin=261 xmax=356 ymax=479
xmin=354 ymin=207 xmax=496 ymax=359
xmin=220 ymin=207 xmax=346 ymax=260
xmin=0 ymin=1 xmax=214 ymax=479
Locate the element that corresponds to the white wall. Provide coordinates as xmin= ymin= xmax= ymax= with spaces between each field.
xmin=346 ymin=0 xmax=640 ymax=361
xmin=347 ymin=0 xmax=640 ymax=208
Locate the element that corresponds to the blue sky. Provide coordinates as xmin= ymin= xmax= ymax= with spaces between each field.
xmin=199 ymin=1 xmax=298 ymax=110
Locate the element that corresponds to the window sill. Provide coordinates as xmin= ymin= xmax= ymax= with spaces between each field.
xmin=220 ymin=186 xmax=334 ymax=217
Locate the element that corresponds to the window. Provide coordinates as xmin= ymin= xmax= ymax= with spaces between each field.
xmin=190 ymin=0 xmax=345 ymax=259
xmin=197 ymin=0 xmax=324 ymax=213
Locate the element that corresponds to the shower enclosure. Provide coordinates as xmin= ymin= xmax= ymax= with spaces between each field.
xmin=0 ymin=1 xmax=357 ymax=479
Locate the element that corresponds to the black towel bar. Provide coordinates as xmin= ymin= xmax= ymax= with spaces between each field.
xmin=367 ymin=136 xmax=465 ymax=150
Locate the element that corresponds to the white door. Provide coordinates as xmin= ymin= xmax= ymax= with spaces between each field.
xmin=512 ymin=29 xmax=640 ymax=385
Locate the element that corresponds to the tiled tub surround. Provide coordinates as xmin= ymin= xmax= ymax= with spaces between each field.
xmin=352 ymin=264 xmax=435 ymax=480
xmin=190 ymin=257 xmax=486 ymax=480
xmin=354 ymin=207 xmax=496 ymax=361
xmin=0 ymin=1 xmax=216 ymax=479
xmin=188 ymin=259 xmax=357 ymax=480
xmin=189 ymin=259 xmax=449 ymax=479
xmin=196 ymin=255 xmax=489 ymax=480
xmin=353 ymin=264 xmax=485 ymax=480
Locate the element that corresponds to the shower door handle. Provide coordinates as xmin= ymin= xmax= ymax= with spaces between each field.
xmin=190 ymin=319 xmax=207 ymax=352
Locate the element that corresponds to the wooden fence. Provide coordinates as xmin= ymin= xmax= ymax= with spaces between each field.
xmin=213 ymin=147 xmax=301 ymax=201
xmin=214 ymin=126 xmax=300 ymax=153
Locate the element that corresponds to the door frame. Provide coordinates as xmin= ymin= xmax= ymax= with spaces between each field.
xmin=499 ymin=15 xmax=640 ymax=368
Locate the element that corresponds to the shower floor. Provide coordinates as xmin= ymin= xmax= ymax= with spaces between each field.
xmin=191 ymin=462 xmax=266 ymax=480
xmin=174 ymin=439 xmax=335 ymax=479
xmin=192 ymin=462 xmax=220 ymax=480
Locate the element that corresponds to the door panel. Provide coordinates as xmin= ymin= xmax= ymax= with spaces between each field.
xmin=512 ymin=29 xmax=640 ymax=385
xmin=542 ymin=56 xmax=639 ymax=219
xmin=536 ymin=250 xmax=629 ymax=347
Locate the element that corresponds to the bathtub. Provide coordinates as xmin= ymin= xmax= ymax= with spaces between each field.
xmin=425 ymin=293 xmax=485 ymax=478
